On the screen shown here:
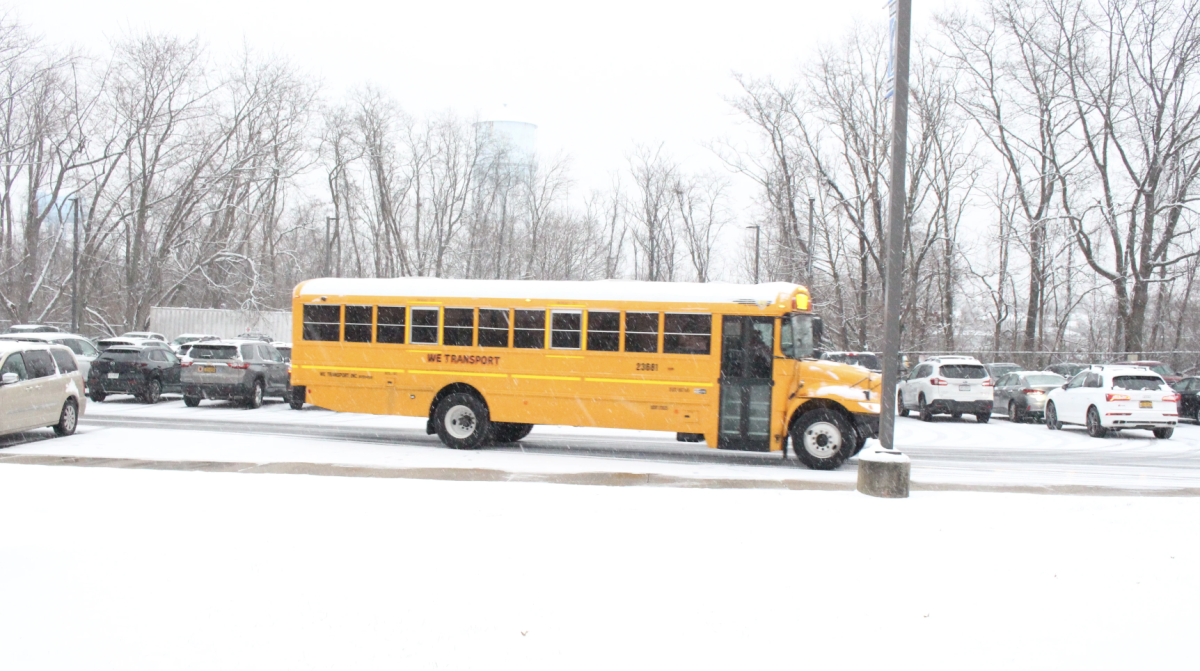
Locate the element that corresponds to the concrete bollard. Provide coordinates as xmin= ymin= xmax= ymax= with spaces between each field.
xmin=856 ymin=448 xmax=911 ymax=498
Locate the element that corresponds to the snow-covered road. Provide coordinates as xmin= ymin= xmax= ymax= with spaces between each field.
xmin=1 ymin=395 xmax=1196 ymax=492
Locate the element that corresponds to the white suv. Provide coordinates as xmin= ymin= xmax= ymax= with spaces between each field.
xmin=1045 ymin=366 xmax=1178 ymax=438
xmin=898 ymin=356 xmax=994 ymax=423
xmin=0 ymin=340 xmax=87 ymax=438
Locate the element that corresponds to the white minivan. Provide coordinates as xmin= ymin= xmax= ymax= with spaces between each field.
xmin=0 ymin=341 xmax=87 ymax=438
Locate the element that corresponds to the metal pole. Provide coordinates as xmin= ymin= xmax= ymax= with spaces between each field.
xmin=70 ymin=198 xmax=80 ymax=333
xmin=878 ymin=0 xmax=912 ymax=451
xmin=807 ymin=197 xmax=815 ymax=285
xmin=746 ymin=225 xmax=761 ymax=283
xmin=325 ymin=216 xmax=333 ymax=276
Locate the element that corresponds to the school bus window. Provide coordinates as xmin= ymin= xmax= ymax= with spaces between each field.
xmin=376 ymin=306 xmax=406 ymax=344
xmin=344 ymin=305 xmax=373 ymax=343
xmin=551 ymin=311 xmax=582 ymax=349
xmin=302 ymin=304 xmax=341 ymax=341
xmin=664 ymin=313 xmax=711 ymax=355
xmin=443 ymin=308 xmax=474 ymax=346
xmin=513 ymin=309 xmax=545 ymax=349
xmin=624 ymin=312 xmax=659 ymax=353
xmin=478 ymin=309 xmax=509 ymax=348
xmin=586 ymin=310 xmax=619 ymax=351
xmin=411 ymin=307 xmax=439 ymax=344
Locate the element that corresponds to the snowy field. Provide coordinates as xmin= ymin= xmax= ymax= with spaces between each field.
xmin=0 ymin=463 xmax=1196 ymax=670
xmin=1 ymin=395 xmax=1195 ymax=491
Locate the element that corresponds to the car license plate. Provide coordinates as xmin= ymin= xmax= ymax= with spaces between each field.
xmin=1140 ymin=400 xmax=1153 ymax=408
xmin=959 ymin=384 xmax=971 ymax=391
xmin=107 ymin=372 xmax=119 ymax=379
xmin=201 ymin=366 xmax=216 ymax=373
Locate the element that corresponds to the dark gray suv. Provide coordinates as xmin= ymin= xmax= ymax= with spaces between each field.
xmin=180 ymin=340 xmax=290 ymax=408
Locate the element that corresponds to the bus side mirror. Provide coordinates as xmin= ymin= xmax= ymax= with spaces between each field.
xmin=812 ymin=316 xmax=824 ymax=345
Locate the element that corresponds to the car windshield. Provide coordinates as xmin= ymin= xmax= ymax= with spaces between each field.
xmin=1112 ymin=375 xmax=1167 ymax=391
xmin=1024 ymin=374 xmax=1065 ymax=386
xmin=842 ymin=354 xmax=880 ymax=369
xmin=190 ymin=345 xmax=238 ymax=360
xmin=780 ymin=313 xmax=817 ymax=360
xmin=1149 ymin=364 xmax=1177 ymax=377
xmin=99 ymin=349 xmax=142 ymax=362
xmin=172 ymin=336 xmax=198 ymax=346
xmin=276 ymin=347 xmax=291 ymax=361
xmin=940 ymin=364 xmax=988 ymax=379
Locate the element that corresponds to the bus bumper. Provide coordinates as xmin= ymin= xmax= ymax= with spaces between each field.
xmin=852 ymin=412 xmax=880 ymax=440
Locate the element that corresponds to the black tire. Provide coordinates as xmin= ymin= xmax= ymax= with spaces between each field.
xmin=1008 ymin=401 xmax=1023 ymax=423
xmin=247 ymin=380 xmax=264 ymax=409
xmin=918 ymin=394 xmax=933 ymax=422
xmin=897 ymin=392 xmax=909 ymax=417
xmin=852 ymin=425 xmax=868 ymax=455
xmin=289 ymin=385 xmax=305 ymax=410
xmin=790 ymin=408 xmax=853 ymax=470
xmin=951 ymin=412 xmax=963 ymax=420
xmin=1154 ymin=427 xmax=1174 ymax=439
xmin=1086 ymin=406 xmax=1108 ymax=438
xmin=977 ymin=412 xmax=991 ymax=424
xmin=183 ymin=394 xmax=201 ymax=407
xmin=434 ymin=392 xmax=492 ymax=449
xmin=89 ymin=388 xmax=106 ymax=403
xmin=142 ymin=378 xmax=162 ymax=404
xmin=1046 ymin=402 xmax=1061 ymax=430
xmin=52 ymin=398 xmax=78 ymax=437
xmin=492 ymin=422 xmax=534 ymax=443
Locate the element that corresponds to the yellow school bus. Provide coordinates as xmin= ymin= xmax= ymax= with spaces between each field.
xmin=289 ymin=278 xmax=881 ymax=469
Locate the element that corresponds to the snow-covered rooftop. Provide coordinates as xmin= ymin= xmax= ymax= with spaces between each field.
xmin=295 ymin=278 xmax=806 ymax=306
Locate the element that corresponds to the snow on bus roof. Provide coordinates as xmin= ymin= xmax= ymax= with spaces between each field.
xmin=296 ymin=278 xmax=806 ymax=305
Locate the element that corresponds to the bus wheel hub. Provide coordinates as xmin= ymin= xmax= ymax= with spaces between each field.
xmin=445 ymin=406 xmax=477 ymax=439
xmin=804 ymin=422 xmax=841 ymax=458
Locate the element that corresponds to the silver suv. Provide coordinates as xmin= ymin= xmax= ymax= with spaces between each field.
xmin=180 ymin=340 xmax=290 ymax=408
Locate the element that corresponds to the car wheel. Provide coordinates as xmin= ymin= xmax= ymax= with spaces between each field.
xmin=247 ymin=380 xmax=265 ymax=409
xmin=142 ymin=378 xmax=162 ymax=404
xmin=918 ymin=394 xmax=933 ymax=422
xmin=897 ymin=392 xmax=909 ymax=417
xmin=184 ymin=394 xmax=201 ymax=407
xmin=52 ymin=398 xmax=78 ymax=437
xmin=977 ymin=412 xmax=991 ymax=424
xmin=434 ymin=392 xmax=492 ymax=449
xmin=790 ymin=408 xmax=853 ymax=470
xmin=1154 ymin=427 xmax=1174 ymax=439
xmin=89 ymin=389 xmax=106 ymax=403
xmin=950 ymin=412 xmax=963 ymax=420
xmin=1086 ymin=406 xmax=1108 ymax=438
xmin=1046 ymin=402 xmax=1061 ymax=430
xmin=1008 ymin=401 xmax=1022 ymax=423
xmin=492 ymin=422 xmax=534 ymax=443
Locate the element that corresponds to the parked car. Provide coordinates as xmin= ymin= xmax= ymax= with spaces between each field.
xmin=97 ymin=337 xmax=171 ymax=352
xmin=986 ymin=362 xmax=1023 ymax=379
xmin=993 ymin=371 xmax=1067 ymax=422
xmin=170 ymin=333 xmax=219 ymax=352
xmin=898 ymin=355 xmax=993 ymax=422
xmin=271 ymin=342 xmax=292 ymax=362
xmin=0 ymin=332 xmax=100 ymax=382
xmin=181 ymin=340 xmax=290 ymax=408
xmin=1173 ymin=376 xmax=1200 ymax=421
xmin=1045 ymin=366 xmax=1179 ymax=438
xmin=1047 ymin=362 xmax=1092 ymax=379
xmin=239 ymin=332 xmax=274 ymax=343
xmin=120 ymin=331 xmax=167 ymax=342
xmin=87 ymin=346 xmax=183 ymax=403
xmin=1106 ymin=360 xmax=1183 ymax=386
xmin=5 ymin=324 xmax=60 ymax=334
xmin=0 ymin=340 xmax=85 ymax=438
xmin=820 ymin=351 xmax=882 ymax=372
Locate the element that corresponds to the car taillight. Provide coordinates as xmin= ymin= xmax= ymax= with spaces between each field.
xmin=1106 ymin=393 xmax=1131 ymax=402
xmin=1164 ymin=394 xmax=1180 ymax=402
xmin=229 ymin=361 xmax=250 ymax=370
xmin=1023 ymin=389 xmax=1045 ymax=395
xmin=930 ymin=378 xmax=947 ymax=386
xmin=982 ymin=379 xmax=993 ymax=387
xmin=180 ymin=361 xmax=192 ymax=367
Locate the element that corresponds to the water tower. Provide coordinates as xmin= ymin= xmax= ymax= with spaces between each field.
xmin=476 ymin=104 xmax=537 ymax=167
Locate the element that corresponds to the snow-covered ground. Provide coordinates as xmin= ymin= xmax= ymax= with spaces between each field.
xmin=0 ymin=463 xmax=1196 ymax=670
xmin=1 ymin=395 xmax=1187 ymax=491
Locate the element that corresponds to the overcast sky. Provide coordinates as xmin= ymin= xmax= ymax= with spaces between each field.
xmin=13 ymin=0 xmax=947 ymax=255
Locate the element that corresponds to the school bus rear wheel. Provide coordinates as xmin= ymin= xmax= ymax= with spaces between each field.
xmin=435 ymin=392 xmax=492 ymax=450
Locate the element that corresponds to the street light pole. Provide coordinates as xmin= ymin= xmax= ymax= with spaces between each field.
xmin=879 ymin=0 xmax=912 ymax=452
xmin=325 ymin=215 xmax=335 ymax=276
xmin=70 ymin=198 xmax=80 ymax=333
xmin=746 ymin=225 xmax=761 ymax=283
xmin=807 ymin=197 xmax=815 ymax=285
